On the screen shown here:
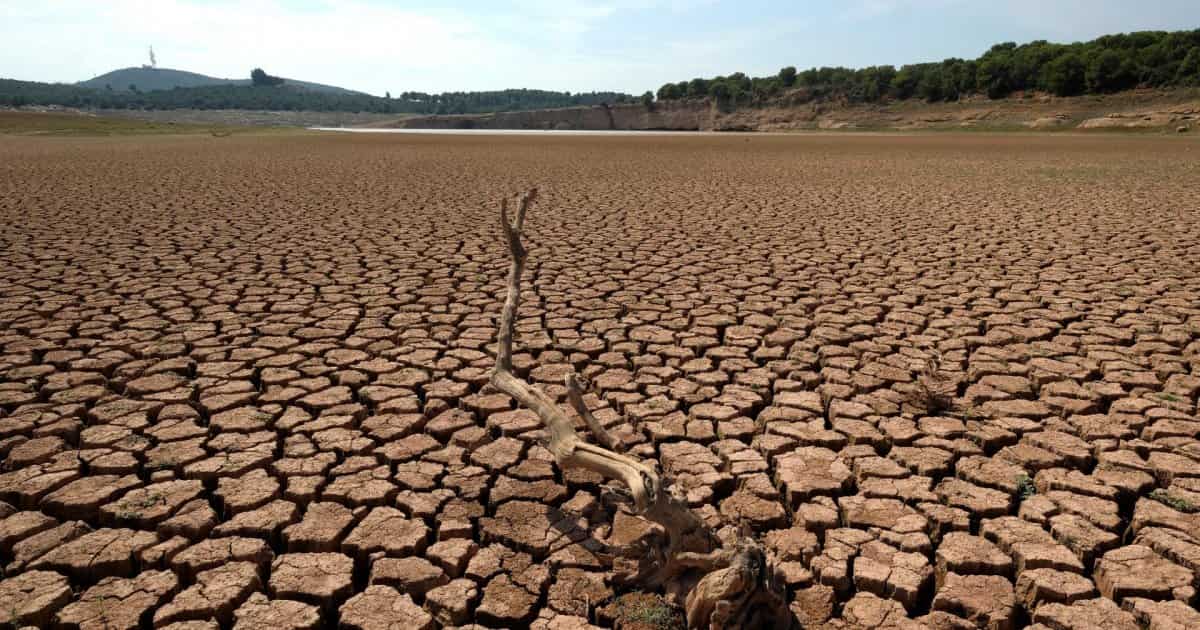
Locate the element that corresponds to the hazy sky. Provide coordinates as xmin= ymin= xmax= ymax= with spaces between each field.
xmin=3 ymin=1 xmax=1198 ymax=96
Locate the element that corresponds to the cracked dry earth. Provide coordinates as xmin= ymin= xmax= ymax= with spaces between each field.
xmin=0 ymin=132 xmax=1199 ymax=630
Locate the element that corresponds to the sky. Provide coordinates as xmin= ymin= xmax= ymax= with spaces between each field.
xmin=2 ymin=1 xmax=1198 ymax=96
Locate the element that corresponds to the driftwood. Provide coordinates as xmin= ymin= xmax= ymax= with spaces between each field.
xmin=489 ymin=189 xmax=790 ymax=629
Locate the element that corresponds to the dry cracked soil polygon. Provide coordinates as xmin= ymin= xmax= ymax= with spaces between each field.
xmin=0 ymin=132 xmax=1198 ymax=628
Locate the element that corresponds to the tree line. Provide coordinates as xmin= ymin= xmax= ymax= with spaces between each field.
xmin=387 ymin=89 xmax=635 ymax=114
xmin=0 ymin=76 xmax=634 ymax=115
xmin=656 ymin=30 xmax=1200 ymax=107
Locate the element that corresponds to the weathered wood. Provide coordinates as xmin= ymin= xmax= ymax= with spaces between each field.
xmin=565 ymin=373 xmax=621 ymax=452
xmin=490 ymin=189 xmax=699 ymax=526
xmin=489 ymin=190 xmax=789 ymax=629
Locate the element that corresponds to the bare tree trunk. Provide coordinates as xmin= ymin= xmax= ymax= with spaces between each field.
xmin=488 ymin=190 xmax=791 ymax=629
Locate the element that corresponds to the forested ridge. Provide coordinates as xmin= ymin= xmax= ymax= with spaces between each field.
xmin=0 ymin=76 xmax=633 ymax=115
xmin=656 ymin=30 xmax=1200 ymax=107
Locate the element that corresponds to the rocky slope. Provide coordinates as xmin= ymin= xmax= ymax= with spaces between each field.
xmin=380 ymin=89 xmax=1200 ymax=133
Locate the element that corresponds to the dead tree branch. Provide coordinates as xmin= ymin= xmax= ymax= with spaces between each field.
xmin=489 ymin=189 xmax=790 ymax=629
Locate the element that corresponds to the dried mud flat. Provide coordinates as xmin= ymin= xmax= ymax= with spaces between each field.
xmin=0 ymin=132 xmax=1199 ymax=629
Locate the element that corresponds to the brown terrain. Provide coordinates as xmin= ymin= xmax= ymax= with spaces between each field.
xmin=1 ymin=131 xmax=1199 ymax=629
xmin=95 ymin=108 xmax=403 ymax=129
xmin=385 ymin=89 xmax=1200 ymax=133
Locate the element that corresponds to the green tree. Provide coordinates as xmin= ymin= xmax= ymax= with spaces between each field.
xmin=890 ymin=66 xmax=920 ymax=99
xmin=977 ymin=54 xmax=1013 ymax=98
xmin=957 ymin=59 xmax=979 ymax=94
xmin=1045 ymin=53 xmax=1086 ymax=96
xmin=751 ymin=76 xmax=782 ymax=99
xmin=1177 ymin=48 xmax=1200 ymax=86
xmin=853 ymin=66 xmax=894 ymax=102
xmin=779 ymin=66 xmax=797 ymax=87
xmin=709 ymin=80 xmax=732 ymax=102
xmin=641 ymin=91 xmax=654 ymax=107
xmin=728 ymin=72 xmax=752 ymax=93
xmin=251 ymin=68 xmax=284 ymax=87
xmin=1010 ymin=41 xmax=1059 ymax=91
xmin=1086 ymin=49 xmax=1133 ymax=92
xmin=917 ymin=65 xmax=946 ymax=101
xmin=937 ymin=59 xmax=968 ymax=101
xmin=656 ymin=83 xmax=682 ymax=100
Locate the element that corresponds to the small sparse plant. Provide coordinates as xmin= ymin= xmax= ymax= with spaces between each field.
xmin=1016 ymin=474 xmax=1037 ymax=501
xmin=93 ymin=594 xmax=115 ymax=627
xmin=611 ymin=592 xmax=684 ymax=630
xmin=115 ymin=491 xmax=166 ymax=522
xmin=1149 ymin=489 xmax=1197 ymax=513
xmin=116 ymin=509 xmax=141 ymax=521
xmin=132 ymin=491 xmax=166 ymax=509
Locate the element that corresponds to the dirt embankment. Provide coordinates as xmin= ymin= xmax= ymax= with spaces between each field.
xmin=381 ymin=89 xmax=1200 ymax=133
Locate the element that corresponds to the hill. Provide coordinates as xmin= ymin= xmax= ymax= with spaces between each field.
xmin=78 ymin=67 xmax=362 ymax=95
xmin=0 ymin=77 xmax=634 ymax=116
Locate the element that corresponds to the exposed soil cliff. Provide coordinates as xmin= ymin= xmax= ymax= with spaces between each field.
xmin=376 ymin=89 xmax=1200 ymax=133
